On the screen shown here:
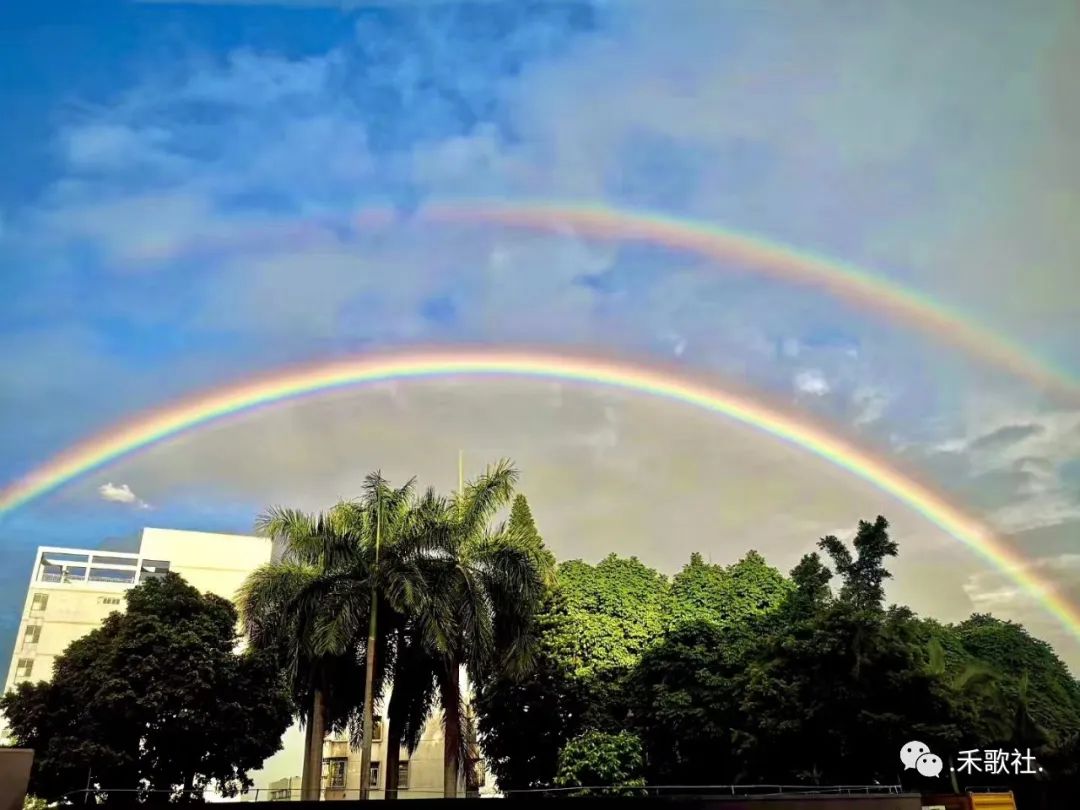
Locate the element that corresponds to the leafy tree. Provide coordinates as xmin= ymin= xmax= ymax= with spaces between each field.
xmin=554 ymin=731 xmax=645 ymax=796
xmin=508 ymin=495 xmax=555 ymax=570
xmin=954 ymin=614 xmax=1080 ymax=744
xmin=785 ymin=551 xmax=833 ymax=617
xmin=669 ymin=551 xmax=790 ymax=632
xmin=736 ymin=602 xmax=967 ymax=785
xmin=2 ymin=573 xmax=291 ymax=802
xmin=557 ymin=554 xmax=670 ymax=677
xmin=818 ymin=515 xmax=897 ymax=611
xmin=475 ymin=554 xmax=669 ymax=792
xmin=630 ymin=620 xmax=755 ymax=783
xmin=475 ymin=585 xmax=589 ymax=792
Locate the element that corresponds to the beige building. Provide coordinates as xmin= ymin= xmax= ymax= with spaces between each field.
xmin=3 ymin=528 xmax=273 ymax=695
xmin=2 ymin=527 xmax=496 ymax=800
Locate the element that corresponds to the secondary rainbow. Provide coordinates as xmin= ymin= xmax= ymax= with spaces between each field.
xmin=354 ymin=199 xmax=1079 ymax=401
xmin=124 ymin=199 xmax=1078 ymax=401
xmin=1 ymin=349 xmax=1077 ymax=639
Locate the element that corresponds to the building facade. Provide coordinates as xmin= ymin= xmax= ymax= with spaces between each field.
xmin=3 ymin=528 xmax=274 ymax=696
xmin=2 ymin=527 xmax=495 ymax=800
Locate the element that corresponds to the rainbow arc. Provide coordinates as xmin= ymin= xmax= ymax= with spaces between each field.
xmin=1 ymin=349 xmax=1075 ymax=640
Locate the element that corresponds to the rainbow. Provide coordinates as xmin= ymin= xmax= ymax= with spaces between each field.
xmin=352 ymin=199 xmax=1079 ymax=401
xmin=121 ymin=199 xmax=1078 ymax=400
xmin=1 ymin=348 xmax=1077 ymax=639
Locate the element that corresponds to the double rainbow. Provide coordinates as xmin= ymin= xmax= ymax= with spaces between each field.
xmin=1 ymin=349 xmax=1076 ymax=639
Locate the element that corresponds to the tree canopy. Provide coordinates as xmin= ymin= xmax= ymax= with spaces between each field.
xmin=2 ymin=573 xmax=292 ymax=802
xmin=474 ymin=515 xmax=1080 ymax=808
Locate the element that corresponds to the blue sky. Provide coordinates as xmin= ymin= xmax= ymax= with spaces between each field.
xmin=1 ymin=0 xmax=1079 ymax=668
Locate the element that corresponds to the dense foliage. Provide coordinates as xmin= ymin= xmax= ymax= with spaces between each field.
xmin=1 ymin=573 xmax=292 ymax=802
xmin=554 ymin=731 xmax=645 ymax=795
xmin=475 ymin=515 xmax=1080 ymax=807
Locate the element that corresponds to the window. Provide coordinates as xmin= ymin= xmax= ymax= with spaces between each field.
xmin=30 ymin=593 xmax=48 ymax=612
xmin=22 ymin=625 xmax=41 ymax=644
xmin=372 ymin=716 xmax=382 ymax=741
xmin=368 ymin=761 xmax=380 ymax=790
xmin=97 ymin=596 xmax=121 ymax=606
xmin=16 ymin=658 xmax=33 ymax=678
xmin=324 ymin=758 xmax=347 ymax=790
xmin=139 ymin=560 xmax=170 ymax=582
xmin=397 ymin=762 xmax=409 ymax=791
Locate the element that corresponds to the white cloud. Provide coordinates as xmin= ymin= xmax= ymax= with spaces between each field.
xmin=794 ymin=369 xmax=830 ymax=397
xmin=98 ymin=482 xmax=151 ymax=510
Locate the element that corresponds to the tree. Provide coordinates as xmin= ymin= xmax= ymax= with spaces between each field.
xmin=345 ymin=473 xmax=417 ymax=801
xmin=239 ymin=508 xmax=373 ymax=801
xmin=382 ymin=621 xmax=438 ymax=800
xmin=953 ymin=614 xmax=1080 ymax=745
xmin=554 ymin=731 xmax=645 ymax=796
xmin=557 ymin=554 xmax=670 ymax=678
xmin=508 ymin=495 xmax=556 ymax=576
xmin=474 ymin=584 xmax=588 ymax=793
xmin=416 ymin=460 xmax=551 ymax=797
xmin=785 ymin=551 xmax=833 ymax=617
xmin=474 ymin=554 xmax=669 ymax=792
xmin=2 ymin=573 xmax=291 ymax=802
xmin=818 ymin=515 xmax=897 ymax=611
xmin=630 ymin=620 xmax=755 ymax=784
xmin=668 ymin=550 xmax=790 ymax=632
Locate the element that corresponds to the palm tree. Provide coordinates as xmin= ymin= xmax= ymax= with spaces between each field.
xmin=416 ymin=460 xmax=552 ymax=797
xmin=237 ymin=509 xmax=370 ymax=801
xmin=331 ymin=473 xmax=417 ymax=800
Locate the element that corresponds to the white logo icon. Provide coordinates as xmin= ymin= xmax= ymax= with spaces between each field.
xmin=900 ymin=741 xmax=930 ymax=770
xmin=916 ymin=753 xmax=943 ymax=778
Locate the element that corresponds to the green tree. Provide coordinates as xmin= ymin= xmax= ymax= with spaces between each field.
xmin=630 ymin=620 xmax=756 ymax=783
xmin=554 ymin=731 xmax=645 ymax=796
xmin=474 ymin=584 xmax=588 ymax=792
xmin=419 ymin=460 xmax=551 ymax=798
xmin=2 ymin=573 xmax=291 ymax=802
xmin=239 ymin=507 xmax=374 ymax=800
xmin=507 ymin=494 xmax=556 ymax=575
xmin=785 ymin=551 xmax=833 ymax=616
xmin=475 ymin=554 xmax=669 ymax=791
xmin=954 ymin=614 xmax=1080 ymax=745
xmin=669 ymin=551 xmax=790 ymax=632
xmin=818 ymin=515 xmax=897 ymax=611
xmin=557 ymin=554 xmax=670 ymax=677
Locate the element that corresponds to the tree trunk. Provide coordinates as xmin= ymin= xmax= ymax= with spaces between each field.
xmin=464 ymin=709 xmax=480 ymax=798
xmin=300 ymin=707 xmax=314 ymax=799
xmin=302 ymin=688 xmax=327 ymax=801
xmin=441 ymin=666 xmax=461 ymax=799
xmin=384 ymin=691 xmax=403 ymax=800
xmin=359 ymin=592 xmax=380 ymax=800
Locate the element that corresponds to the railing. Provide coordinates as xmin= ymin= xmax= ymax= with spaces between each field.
xmin=59 ymin=783 xmax=903 ymax=803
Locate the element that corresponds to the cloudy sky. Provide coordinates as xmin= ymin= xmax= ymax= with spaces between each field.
xmin=1 ymin=0 xmax=1079 ymax=671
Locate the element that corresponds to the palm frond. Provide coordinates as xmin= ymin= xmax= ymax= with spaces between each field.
xmin=457 ymin=459 xmax=518 ymax=536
